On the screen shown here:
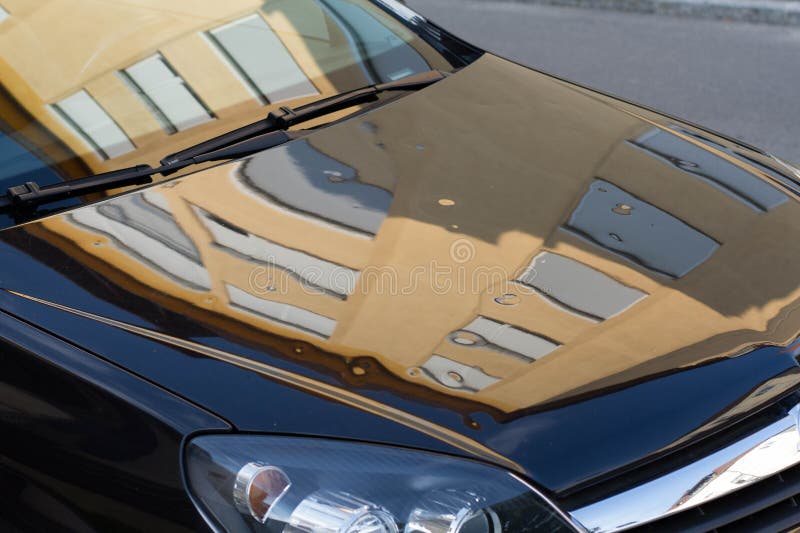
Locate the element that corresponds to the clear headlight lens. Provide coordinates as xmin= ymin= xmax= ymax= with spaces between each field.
xmin=185 ymin=435 xmax=575 ymax=533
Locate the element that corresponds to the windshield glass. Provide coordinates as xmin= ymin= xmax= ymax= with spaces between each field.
xmin=0 ymin=0 xmax=470 ymax=218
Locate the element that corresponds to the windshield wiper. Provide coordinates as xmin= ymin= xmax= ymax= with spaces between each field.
xmin=0 ymin=130 xmax=293 ymax=214
xmin=1 ymin=70 xmax=446 ymax=215
xmin=159 ymin=69 xmax=447 ymax=170
xmin=0 ymin=165 xmax=155 ymax=213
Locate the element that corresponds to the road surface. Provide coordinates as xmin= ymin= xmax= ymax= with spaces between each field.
xmin=407 ymin=0 xmax=800 ymax=162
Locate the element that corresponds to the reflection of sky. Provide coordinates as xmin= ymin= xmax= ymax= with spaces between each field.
xmin=0 ymin=131 xmax=79 ymax=227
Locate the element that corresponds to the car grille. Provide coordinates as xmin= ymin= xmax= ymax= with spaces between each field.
xmin=631 ymin=462 xmax=800 ymax=533
xmin=567 ymin=394 xmax=800 ymax=533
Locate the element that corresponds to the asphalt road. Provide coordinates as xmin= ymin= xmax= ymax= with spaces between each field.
xmin=406 ymin=0 xmax=800 ymax=163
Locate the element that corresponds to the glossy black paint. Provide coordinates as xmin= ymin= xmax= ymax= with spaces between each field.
xmin=1 ymin=240 xmax=799 ymax=496
xmin=0 ymin=309 xmax=228 ymax=532
xmin=2 ymin=4 xmax=800 ymax=531
xmin=0 ymin=273 xmax=486 ymax=458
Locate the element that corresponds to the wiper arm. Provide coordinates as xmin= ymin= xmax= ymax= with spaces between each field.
xmin=0 ymin=71 xmax=446 ymax=216
xmin=0 ymin=165 xmax=155 ymax=213
xmin=1 ymin=130 xmax=293 ymax=214
xmin=159 ymin=69 xmax=447 ymax=169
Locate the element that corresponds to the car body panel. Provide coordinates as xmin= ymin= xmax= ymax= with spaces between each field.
xmin=0 ymin=310 xmax=228 ymax=532
xmin=2 ymin=53 xmax=800 ymax=495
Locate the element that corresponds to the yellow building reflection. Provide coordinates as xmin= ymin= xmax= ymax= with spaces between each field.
xmin=5 ymin=7 xmax=800 ymax=419
xmin=0 ymin=0 xmax=450 ymax=181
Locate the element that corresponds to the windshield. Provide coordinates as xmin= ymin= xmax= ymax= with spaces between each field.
xmin=0 ymin=0 xmax=474 ymax=224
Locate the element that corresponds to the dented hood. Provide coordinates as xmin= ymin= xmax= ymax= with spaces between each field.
xmin=3 ymin=54 xmax=800 ymax=494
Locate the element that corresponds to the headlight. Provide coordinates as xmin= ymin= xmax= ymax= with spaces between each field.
xmin=185 ymin=435 xmax=575 ymax=533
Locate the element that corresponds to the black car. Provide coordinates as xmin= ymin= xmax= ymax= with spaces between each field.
xmin=2 ymin=1 xmax=800 ymax=532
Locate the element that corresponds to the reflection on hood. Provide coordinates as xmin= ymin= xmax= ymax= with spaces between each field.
xmin=4 ymin=54 xmax=800 ymax=420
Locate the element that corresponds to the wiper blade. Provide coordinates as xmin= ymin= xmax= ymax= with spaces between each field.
xmin=1 ymin=71 xmax=446 ymax=217
xmin=0 ymin=165 xmax=155 ymax=213
xmin=160 ymin=69 xmax=447 ymax=169
xmin=1 ymin=130 xmax=293 ymax=214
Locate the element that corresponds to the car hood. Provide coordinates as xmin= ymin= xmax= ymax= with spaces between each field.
xmin=3 ymin=54 xmax=800 ymax=495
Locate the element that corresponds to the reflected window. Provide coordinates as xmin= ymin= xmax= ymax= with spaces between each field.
xmin=240 ymin=139 xmax=392 ymax=237
xmin=195 ymin=206 xmax=359 ymax=298
xmin=0 ymin=129 xmax=79 ymax=228
xmin=208 ymin=14 xmax=319 ymax=104
xmin=227 ymin=284 xmax=336 ymax=338
xmin=450 ymin=316 xmax=560 ymax=362
xmin=630 ymin=128 xmax=787 ymax=212
xmin=69 ymin=192 xmax=211 ymax=290
xmin=671 ymin=126 xmax=799 ymax=195
xmin=517 ymin=252 xmax=647 ymax=321
xmin=420 ymin=354 xmax=500 ymax=393
xmin=0 ymin=5 xmax=8 ymax=22
xmin=565 ymin=180 xmax=719 ymax=279
xmin=318 ymin=0 xmax=430 ymax=83
xmin=260 ymin=0 xmax=431 ymax=86
xmin=734 ymin=152 xmax=800 ymax=192
xmin=51 ymin=90 xmax=134 ymax=159
xmin=120 ymin=53 xmax=213 ymax=134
